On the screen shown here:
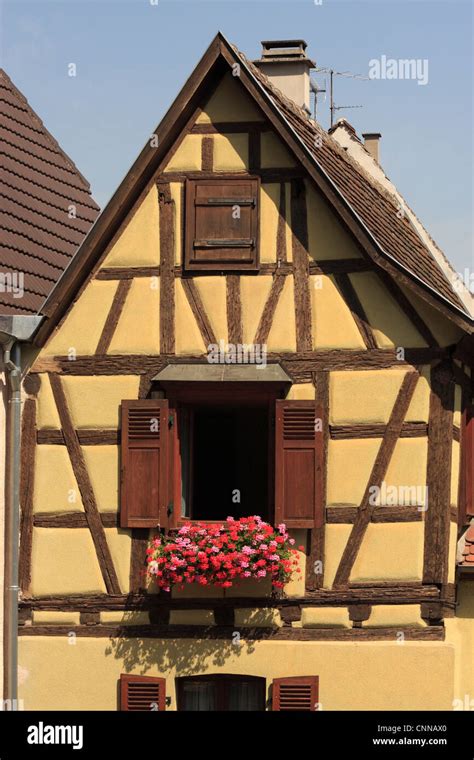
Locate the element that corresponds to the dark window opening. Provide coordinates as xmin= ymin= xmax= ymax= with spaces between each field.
xmin=180 ymin=404 xmax=269 ymax=521
xmin=176 ymin=675 xmax=266 ymax=711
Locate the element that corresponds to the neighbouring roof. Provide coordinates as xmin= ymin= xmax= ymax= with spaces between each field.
xmin=0 ymin=68 xmax=99 ymax=315
xmin=459 ymin=522 xmax=474 ymax=567
xmin=233 ymin=45 xmax=471 ymax=321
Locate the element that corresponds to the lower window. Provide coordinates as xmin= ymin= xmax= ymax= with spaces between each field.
xmin=176 ymin=675 xmax=266 ymax=711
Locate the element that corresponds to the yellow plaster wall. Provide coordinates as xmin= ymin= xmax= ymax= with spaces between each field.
xmin=193 ymin=277 xmax=227 ymax=344
xmin=61 ymin=376 xmax=140 ymax=429
xmin=327 ymin=438 xmax=380 ymax=505
xmin=170 ymin=182 xmax=182 ymax=264
xmin=240 ymin=275 xmax=272 ymax=344
xmin=19 ymin=636 xmax=455 ymax=710
xmin=36 ymin=374 xmax=61 ymax=429
xmin=260 ymin=132 xmax=296 ymax=169
xmin=259 ymin=183 xmax=279 ymax=262
xmin=383 ymin=438 xmax=428 ymax=502
xmin=105 ymin=528 xmax=132 ymax=594
xmin=33 ymin=446 xmax=84 ymax=513
xmin=329 ymin=369 xmax=430 ymax=425
xmin=306 ymin=182 xmax=362 ymax=261
xmin=445 ymin=581 xmax=474 ymax=705
xmin=266 ymin=276 xmax=296 ymax=351
xmin=213 ymin=134 xmax=248 ymax=171
xmin=363 ymin=605 xmax=427 ymax=628
xmin=31 ymin=611 xmax=81 ymax=626
xmin=451 ymin=440 xmax=460 ymax=506
xmin=108 ymin=278 xmax=160 ymax=355
xmin=234 ymin=609 xmax=282 ymax=628
xmin=81 ymin=446 xmax=119 ymax=512
xmin=350 ymin=272 xmax=427 ymax=348
xmin=311 ymin=275 xmax=366 ymax=349
xmin=169 ymin=610 xmax=215 ymax=626
xmin=175 ymin=279 xmax=208 ymax=354
xmin=100 ymin=611 xmax=150 ymax=625
xmin=299 ymin=607 xmax=350 ymax=628
xmin=196 ymin=72 xmax=264 ymax=123
xmin=165 ymin=134 xmax=202 ymax=172
xmin=351 ymin=523 xmax=424 ymax=582
xmin=30 ymin=528 xmax=106 ymax=596
xmin=286 ymin=384 xmax=315 ymax=400
xmin=397 ymin=285 xmax=465 ymax=347
xmin=100 ymin=186 xmax=160 ymax=268
xmin=323 ymin=524 xmax=352 ymax=588
xmin=41 ymin=281 xmax=118 ymax=357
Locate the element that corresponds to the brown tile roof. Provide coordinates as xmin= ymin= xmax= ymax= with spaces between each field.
xmin=0 ymin=69 xmax=99 ymax=314
xmin=235 ymin=46 xmax=470 ymax=319
xmin=460 ymin=523 xmax=474 ymax=566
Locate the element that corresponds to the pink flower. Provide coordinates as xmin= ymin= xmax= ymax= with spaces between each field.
xmin=257 ymin=569 xmax=267 ymax=577
xmin=277 ymin=523 xmax=287 ymax=534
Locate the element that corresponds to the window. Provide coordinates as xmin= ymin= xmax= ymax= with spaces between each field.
xmin=184 ymin=177 xmax=259 ymax=271
xmin=176 ymin=675 xmax=265 ymax=711
xmin=180 ymin=403 xmax=269 ymax=521
xmin=120 ymin=395 xmax=324 ymax=529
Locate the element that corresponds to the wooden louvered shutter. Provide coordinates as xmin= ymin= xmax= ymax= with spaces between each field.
xmin=272 ymin=676 xmax=319 ymax=711
xmin=120 ymin=674 xmax=166 ymax=711
xmin=185 ymin=178 xmax=259 ymax=271
xmin=275 ymin=400 xmax=323 ymax=528
xmin=120 ymin=400 xmax=169 ymax=528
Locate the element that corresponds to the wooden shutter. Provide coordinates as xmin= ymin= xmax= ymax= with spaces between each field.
xmin=120 ymin=674 xmax=166 ymax=711
xmin=272 ymin=676 xmax=319 ymax=711
xmin=185 ymin=177 xmax=259 ymax=271
xmin=120 ymin=400 xmax=169 ymax=528
xmin=275 ymin=400 xmax=324 ymax=528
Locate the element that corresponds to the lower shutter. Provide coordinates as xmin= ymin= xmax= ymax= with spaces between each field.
xmin=120 ymin=674 xmax=166 ymax=711
xmin=272 ymin=676 xmax=319 ymax=711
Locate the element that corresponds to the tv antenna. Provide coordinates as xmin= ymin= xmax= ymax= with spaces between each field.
xmin=314 ymin=67 xmax=369 ymax=127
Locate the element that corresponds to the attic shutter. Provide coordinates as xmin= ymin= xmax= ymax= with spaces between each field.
xmin=120 ymin=400 xmax=169 ymax=528
xmin=275 ymin=400 xmax=323 ymax=528
xmin=272 ymin=676 xmax=319 ymax=711
xmin=185 ymin=178 xmax=259 ymax=271
xmin=120 ymin=674 xmax=166 ymax=711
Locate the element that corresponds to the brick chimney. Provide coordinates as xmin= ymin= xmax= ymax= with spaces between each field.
xmin=253 ymin=39 xmax=315 ymax=114
xmin=362 ymin=132 xmax=381 ymax=163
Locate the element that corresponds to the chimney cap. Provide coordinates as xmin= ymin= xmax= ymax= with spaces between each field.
xmin=362 ymin=132 xmax=382 ymax=140
xmin=254 ymin=39 xmax=316 ymax=68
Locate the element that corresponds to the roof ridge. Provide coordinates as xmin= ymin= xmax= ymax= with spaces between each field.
xmin=0 ymin=67 xmax=92 ymax=192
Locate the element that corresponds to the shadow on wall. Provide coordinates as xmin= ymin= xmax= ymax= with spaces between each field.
xmin=105 ymin=612 xmax=257 ymax=676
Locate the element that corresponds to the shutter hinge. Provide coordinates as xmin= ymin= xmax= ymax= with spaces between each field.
xmin=167 ymin=501 xmax=174 ymax=517
xmin=168 ymin=413 xmax=174 ymax=428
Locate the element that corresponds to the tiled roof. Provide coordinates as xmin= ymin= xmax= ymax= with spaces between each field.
xmin=235 ymin=46 xmax=470 ymax=319
xmin=0 ymin=69 xmax=99 ymax=314
xmin=460 ymin=522 xmax=474 ymax=566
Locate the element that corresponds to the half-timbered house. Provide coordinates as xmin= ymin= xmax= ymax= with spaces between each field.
xmin=17 ymin=35 xmax=474 ymax=711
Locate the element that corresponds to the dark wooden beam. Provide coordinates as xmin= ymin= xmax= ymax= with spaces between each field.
xmin=226 ymin=275 xmax=243 ymax=345
xmin=423 ymin=363 xmax=454 ymax=583
xmin=33 ymin=512 xmax=118 ymax=528
xmin=306 ymin=371 xmax=329 ymax=591
xmin=330 ymin=422 xmax=428 ymax=439
xmin=158 ymin=182 xmax=175 ymax=354
xmin=326 ymin=505 xmax=424 ymax=523
xmin=334 ymin=272 xmax=377 ymax=349
xmin=291 ymin=179 xmax=312 ymax=352
xmin=19 ymin=398 xmax=37 ymax=593
xmin=201 ymin=136 xmax=214 ymax=172
xmin=181 ymin=278 xmax=217 ymax=347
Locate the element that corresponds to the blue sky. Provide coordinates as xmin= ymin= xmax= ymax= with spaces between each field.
xmin=1 ymin=0 xmax=472 ymax=272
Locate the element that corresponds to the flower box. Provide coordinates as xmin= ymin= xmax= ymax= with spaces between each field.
xmin=146 ymin=516 xmax=302 ymax=592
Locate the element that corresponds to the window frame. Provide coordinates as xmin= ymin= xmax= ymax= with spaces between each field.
xmin=184 ymin=175 xmax=260 ymax=272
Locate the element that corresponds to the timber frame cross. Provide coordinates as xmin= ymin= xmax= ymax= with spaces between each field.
xmin=333 ymin=370 xmax=421 ymax=588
